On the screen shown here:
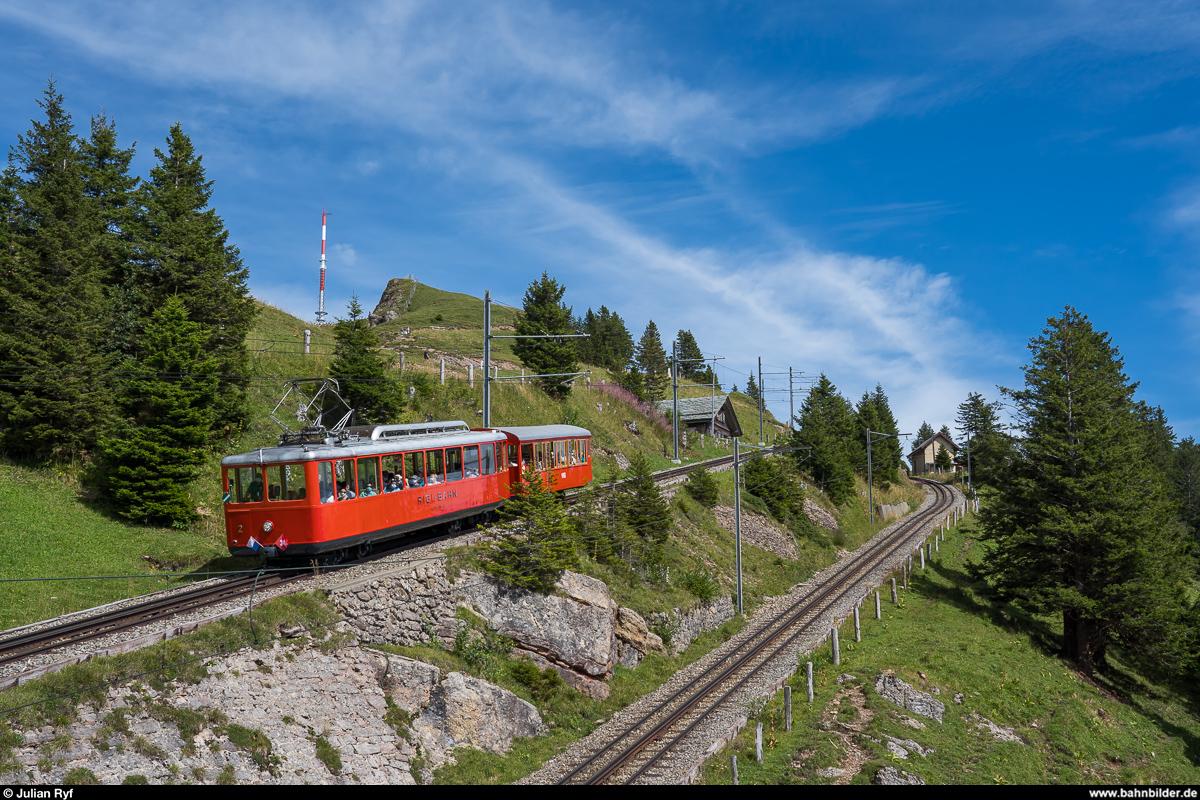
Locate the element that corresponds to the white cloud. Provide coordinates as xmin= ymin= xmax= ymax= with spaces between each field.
xmin=332 ymin=243 xmax=358 ymax=268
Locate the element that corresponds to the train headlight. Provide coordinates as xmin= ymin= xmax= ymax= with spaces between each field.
xmin=263 ymin=521 xmax=274 ymax=533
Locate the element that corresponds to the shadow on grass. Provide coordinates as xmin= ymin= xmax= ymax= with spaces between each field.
xmin=919 ymin=558 xmax=1200 ymax=767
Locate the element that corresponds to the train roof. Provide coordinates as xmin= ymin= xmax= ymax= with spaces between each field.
xmin=494 ymin=425 xmax=591 ymax=440
xmin=221 ymin=425 xmax=508 ymax=467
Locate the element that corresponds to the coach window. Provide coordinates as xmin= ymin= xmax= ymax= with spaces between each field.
xmin=464 ymin=445 xmax=480 ymax=478
xmin=267 ymin=464 xmax=307 ymax=501
xmin=318 ymin=462 xmax=336 ymax=503
xmin=357 ymin=457 xmax=381 ymax=497
xmin=521 ymin=444 xmax=532 ymax=469
xmin=335 ymin=459 xmax=356 ymax=500
xmin=406 ymin=451 xmax=426 ymax=487
xmin=536 ymin=442 xmax=547 ymax=470
xmin=427 ymin=449 xmax=445 ymax=485
xmin=233 ymin=467 xmax=264 ymax=503
xmin=480 ymin=444 xmax=494 ymax=475
xmin=382 ymin=454 xmax=404 ymax=492
xmin=580 ymin=439 xmax=589 ymax=464
xmin=446 ymin=447 xmax=464 ymax=482
xmin=557 ymin=441 xmax=567 ymax=467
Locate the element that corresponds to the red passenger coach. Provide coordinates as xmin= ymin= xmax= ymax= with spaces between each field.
xmin=221 ymin=421 xmax=592 ymax=559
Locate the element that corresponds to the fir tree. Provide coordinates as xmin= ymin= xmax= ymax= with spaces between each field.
xmin=636 ymin=321 xmax=670 ymax=402
xmin=0 ymin=81 xmax=111 ymax=461
xmin=676 ymin=329 xmax=705 ymax=380
xmin=95 ymin=296 xmax=218 ymax=525
xmin=792 ymin=374 xmax=857 ymax=505
xmin=617 ymin=451 xmax=672 ymax=564
xmin=745 ymin=455 xmax=799 ymax=522
xmin=978 ymin=307 xmax=1193 ymax=676
xmin=134 ymin=123 xmax=255 ymax=436
xmin=482 ymin=466 xmax=579 ymax=592
xmin=513 ymin=272 xmax=577 ymax=399
xmin=857 ymin=385 xmax=899 ymax=487
xmin=684 ymin=465 xmax=720 ymax=507
xmin=1170 ymin=437 xmax=1200 ymax=543
xmin=329 ymin=295 xmax=405 ymax=425
xmin=954 ymin=392 xmax=1008 ymax=488
xmin=915 ymin=421 xmax=935 ymax=443
xmin=744 ymin=370 xmax=760 ymax=402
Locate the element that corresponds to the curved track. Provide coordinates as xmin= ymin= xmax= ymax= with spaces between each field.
xmin=554 ymin=479 xmax=955 ymax=785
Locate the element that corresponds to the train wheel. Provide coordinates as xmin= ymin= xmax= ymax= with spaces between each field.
xmin=357 ymin=541 xmax=372 ymax=559
xmin=448 ymin=518 xmax=463 ymax=534
xmin=480 ymin=510 xmax=493 ymax=525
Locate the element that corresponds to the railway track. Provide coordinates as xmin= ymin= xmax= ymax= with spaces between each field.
xmin=551 ymin=479 xmax=957 ymax=785
xmin=0 ymin=448 xmax=834 ymax=684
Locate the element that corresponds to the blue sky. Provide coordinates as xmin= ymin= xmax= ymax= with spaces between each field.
xmin=3 ymin=1 xmax=1200 ymax=442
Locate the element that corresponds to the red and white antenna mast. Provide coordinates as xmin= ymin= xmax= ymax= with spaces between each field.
xmin=315 ymin=208 xmax=328 ymax=324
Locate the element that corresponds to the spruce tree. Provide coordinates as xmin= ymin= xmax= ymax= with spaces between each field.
xmin=955 ymin=392 xmax=1008 ymax=488
xmin=0 ymin=81 xmax=111 ymax=461
xmin=95 ymin=296 xmax=218 ymax=525
xmin=134 ymin=123 xmax=255 ymax=437
xmin=513 ymin=272 xmax=577 ymax=399
xmin=636 ymin=321 xmax=669 ymax=402
xmin=329 ymin=295 xmax=405 ymax=424
xmin=617 ymin=452 xmax=672 ymax=564
xmin=1170 ymin=437 xmax=1200 ymax=543
xmin=482 ymin=466 xmax=579 ymax=592
xmin=792 ymin=374 xmax=857 ymax=505
xmin=744 ymin=370 xmax=760 ymax=402
xmin=978 ymin=307 xmax=1193 ymax=676
xmin=915 ymin=421 xmax=935 ymax=443
xmin=857 ymin=385 xmax=899 ymax=486
xmin=676 ymin=329 xmax=705 ymax=380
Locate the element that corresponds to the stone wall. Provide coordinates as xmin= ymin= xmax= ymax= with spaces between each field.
xmin=651 ymin=596 xmax=736 ymax=656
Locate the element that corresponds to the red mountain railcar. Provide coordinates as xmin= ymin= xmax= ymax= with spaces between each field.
xmin=221 ymin=421 xmax=592 ymax=558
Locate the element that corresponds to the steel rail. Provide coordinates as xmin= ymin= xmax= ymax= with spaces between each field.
xmin=556 ymin=480 xmax=953 ymax=785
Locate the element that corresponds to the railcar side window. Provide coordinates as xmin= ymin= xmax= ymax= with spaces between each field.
xmin=357 ymin=457 xmax=381 ymax=497
xmin=535 ymin=442 xmax=546 ymax=470
xmin=318 ymin=462 xmax=336 ymax=503
xmin=406 ymin=452 xmax=427 ymax=487
xmin=267 ymin=464 xmax=307 ymax=501
xmin=233 ymin=467 xmax=264 ymax=503
xmin=464 ymin=446 xmax=480 ymax=478
xmin=382 ymin=454 xmax=405 ymax=492
xmin=427 ymin=450 xmax=445 ymax=485
xmin=480 ymin=445 xmax=494 ymax=475
xmin=446 ymin=447 xmax=464 ymax=482
xmin=580 ymin=439 xmax=588 ymax=463
xmin=521 ymin=444 xmax=532 ymax=469
xmin=335 ymin=459 xmax=356 ymax=500
xmin=556 ymin=441 xmax=567 ymax=467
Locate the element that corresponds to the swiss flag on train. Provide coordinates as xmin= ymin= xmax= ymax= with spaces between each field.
xmin=276 ymin=536 xmax=289 ymax=552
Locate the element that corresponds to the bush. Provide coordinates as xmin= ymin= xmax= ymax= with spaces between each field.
xmin=678 ymin=569 xmax=721 ymax=602
xmin=64 ymin=768 xmax=100 ymax=785
xmin=511 ymin=660 xmax=565 ymax=701
xmin=684 ymin=467 xmax=719 ymax=507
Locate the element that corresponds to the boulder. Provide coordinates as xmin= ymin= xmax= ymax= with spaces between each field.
xmin=874 ymin=766 xmax=926 ymax=785
xmin=377 ymin=652 xmax=441 ymax=715
xmin=874 ymin=674 xmax=945 ymax=723
xmin=459 ymin=571 xmax=616 ymax=678
xmin=876 ymin=503 xmax=908 ymax=521
xmin=515 ymin=650 xmax=610 ymax=701
xmin=615 ymin=606 xmax=665 ymax=655
xmin=414 ymin=672 xmax=545 ymax=758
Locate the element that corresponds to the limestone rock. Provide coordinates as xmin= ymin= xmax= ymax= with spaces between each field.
xmin=885 ymin=735 xmax=935 ymax=757
xmin=516 ymin=650 xmax=610 ymax=701
xmin=459 ymin=571 xmax=615 ymax=678
xmin=886 ymin=740 xmax=909 ymax=759
xmin=377 ymin=652 xmax=441 ymax=714
xmin=876 ymin=503 xmax=908 ymax=521
xmin=874 ymin=674 xmax=945 ymax=723
xmin=615 ymin=606 xmax=665 ymax=654
xmin=874 ymin=766 xmax=926 ymax=785
xmin=803 ymin=498 xmax=840 ymax=530
xmin=368 ymin=277 xmax=415 ymax=327
xmin=816 ymin=766 xmax=845 ymax=778
xmin=614 ymin=639 xmax=643 ymax=670
xmin=968 ymin=712 xmax=1025 ymax=744
xmin=414 ymin=672 xmax=546 ymax=760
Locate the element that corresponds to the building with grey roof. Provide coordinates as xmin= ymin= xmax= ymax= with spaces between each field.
xmin=654 ymin=394 xmax=743 ymax=438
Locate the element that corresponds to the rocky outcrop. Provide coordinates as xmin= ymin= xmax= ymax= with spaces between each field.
xmin=377 ymin=652 xmax=441 ymax=714
xmin=615 ymin=606 xmax=665 ymax=656
xmin=968 ymin=712 xmax=1025 ymax=744
xmin=414 ymin=672 xmax=545 ymax=760
xmin=874 ymin=766 xmax=926 ymax=785
xmin=874 ymin=673 xmax=945 ymax=723
xmin=460 ymin=571 xmax=616 ymax=681
xmin=368 ymin=278 xmax=416 ymax=327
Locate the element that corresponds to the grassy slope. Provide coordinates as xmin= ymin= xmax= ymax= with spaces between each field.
xmin=697 ymin=512 xmax=1200 ymax=786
